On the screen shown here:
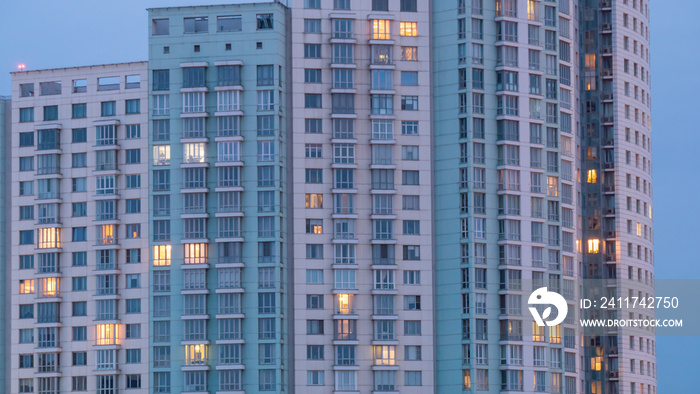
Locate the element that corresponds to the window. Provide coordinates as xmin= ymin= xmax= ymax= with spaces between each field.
xmin=125 ymin=99 xmax=140 ymax=114
xmin=19 ymin=131 xmax=34 ymax=146
xmin=401 ymin=0 xmax=418 ymax=12
xmin=20 ymin=83 xmax=35 ymax=97
xmin=126 ymin=124 xmax=140 ymax=139
xmin=257 ymin=14 xmax=274 ymax=29
xmin=400 ymin=21 xmax=418 ymax=36
xmin=304 ymin=18 xmax=321 ymax=33
xmin=71 ymin=103 xmax=86 ymax=119
xmin=372 ymin=19 xmax=391 ymax=39
xmin=373 ymin=0 xmax=389 ymax=11
xmin=257 ymin=65 xmax=274 ymax=86
xmin=401 ymin=71 xmax=418 ymax=85
xmin=304 ymin=44 xmax=321 ymax=59
xmin=101 ymin=101 xmax=116 ymax=116
xmin=401 ymin=95 xmax=419 ymax=110
xmin=305 ymin=68 xmax=322 ymax=83
xmin=126 ymin=149 xmax=141 ymax=164
xmin=305 ymin=94 xmax=322 ymax=108
xmin=184 ymin=17 xmax=208 ymax=33
xmin=401 ymin=46 xmax=418 ymax=61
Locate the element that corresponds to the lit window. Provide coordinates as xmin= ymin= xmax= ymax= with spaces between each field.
xmin=19 ymin=279 xmax=35 ymax=294
xmin=38 ymin=228 xmax=61 ymax=249
xmin=153 ymin=245 xmax=172 ymax=266
xmin=587 ymin=239 xmax=600 ymax=253
xmin=185 ymin=344 xmax=208 ymax=365
xmin=184 ymin=243 xmax=208 ymax=265
xmin=96 ymin=324 xmax=120 ymax=345
xmin=336 ymin=294 xmax=354 ymax=314
xmin=373 ymin=345 xmax=396 ymax=365
xmin=587 ymin=169 xmax=597 ymax=183
xmin=183 ymin=143 xmax=206 ymax=163
xmin=546 ymin=176 xmax=558 ymax=197
xmin=40 ymin=278 xmax=59 ymax=297
xmin=97 ymin=225 xmax=116 ymax=245
xmin=153 ymin=145 xmax=171 ymax=166
xmin=400 ymin=22 xmax=417 ymax=36
xmin=372 ymin=20 xmax=391 ymax=40
xmin=306 ymin=194 xmax=323 ymax=208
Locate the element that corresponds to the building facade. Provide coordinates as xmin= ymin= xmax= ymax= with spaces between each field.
xmin=0 ymin=95 xmax=11 ymax=393
xmin=10 ymin=62 xmax=150 ymax=393
xmin=147 ymin=3 xmax=291 ymax=393
xmin=290 ymin=0 xmax=435 ymax=392
xmin=578 ymin=1 xmax=656 ymax=394
xmin=5 ymin=1 xmax=656 ymax=394
xmin=434 ymin=0 xmax=584 ymax=392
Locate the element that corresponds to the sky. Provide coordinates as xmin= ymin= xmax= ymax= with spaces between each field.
xmin=1 ymin=0 xmax=699 ymax=390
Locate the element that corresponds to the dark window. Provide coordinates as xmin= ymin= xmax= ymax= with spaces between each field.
xmin=72 ymin=128 xmax=87 ymax=143
xmin=257 ymin=14 xmax=274 ymax=30
xmin=152 ymin=70 xmax=170 ymax=91
xmin=218 ymin=15 xmax=242 ymax=32
xmin=184 ymin=17 xmax=208 ymax=33
xmin=19 ymin=108 xmax=34 ymax=122
xmin=43 ymin=105 xmax=58 ymax=121
xmin=372 ymin=0 xmax=389 ymax=11
xmin=152 ymin=19 xmax=169 ymax=35
xmin=19 ymin=132 xmax=34 ymax=146
xmin=218 ymin=65 xmax=241 ymax=86
xmin=125 ymin=99 xmax=140 ymax=114
xmin=101 ymin=101 xmax=116 ymax=117
xmin=183 ymin=67 xmax=206 ymax=88
xmin=257 ymin=65 xmax=274 ymax=86
xmin=72 ymin=103 xmax=87 ymax=118
xmin=401 ymin=0 xmax=418 ymax=12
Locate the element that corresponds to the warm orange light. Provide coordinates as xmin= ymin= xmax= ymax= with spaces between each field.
xmin=19 ymin=279 xmax=35 ymax=294
xmin=185 ymin=344 xmax=208 ymax=365
xmin=41 ymin=277 xmax=59 ymax=297
xmin=96 ymin=324 xmax=120 ymax=345
xmin=587 ymin=169 xmax=598 ymax=183
xmin=587 ymin=239 xmax=600 ymax=253
xmin=184 ymin=243 xmax=208 ymax=264
xmin=373 ymin=345 xmax=396 ymax=365
xmin=38 ymin=228 xmax=61 ymax=249
xmin=337 ymin=294 xmax=352 ymax=314
xmin=153 ymin=245 xmax=172 ymax=266
xmin=18 ymin=64 xmax=26 ymax=71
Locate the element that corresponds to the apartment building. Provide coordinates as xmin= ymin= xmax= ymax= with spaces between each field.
xmin=0 ymin=96 xmax=11 ymax=392
xmin=5 ymin=1 xmax=656 ymax=393
xmin=9 ymin=62 xmax=150 ymax=394
xmin=579 ymin=1 xmax=657 ymax=393
xmin=147 ymin=3 xmax=291 ymax=393
xmin=290 ymin=0 xmax=435 ymax=392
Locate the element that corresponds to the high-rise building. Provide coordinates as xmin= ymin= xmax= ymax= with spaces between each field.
xmin=290 ymin=0 xmax=435 ymax=392
xmin=578 ymin=1 xmax=656 ymax=394
xmin=10 ymin=63 xmax=150 ymax=394
xmin=0 ymin=95 xmax=11 ymax=393
xmin=147 ymin=3 xmax=291 ymax=393
xmin=5 ymin=1 xmax=656 ymax=394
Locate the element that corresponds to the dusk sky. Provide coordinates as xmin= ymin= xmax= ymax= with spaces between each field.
xmin=1 ymin=0 xmax=699 ymax=391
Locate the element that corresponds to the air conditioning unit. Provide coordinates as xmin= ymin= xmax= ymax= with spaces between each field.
xmin=609 ymin=347 xmax=618 ymax=354
xmin=604 ymin=162 xmax=615 ymax=169
xmin=602 ymin=70 xmax=613 ymax=77
xmin=609 ymin=371 xmax=619 ymax=378
xmin=606 ymin=208 xmax=616 ymax=215
xmin=602 ymin=47 xmax=613 ymax=54
xmin=602 ymin=23 xmax=613 ymax=31
xmin=602 ymin=93 xmax=614 ymax=100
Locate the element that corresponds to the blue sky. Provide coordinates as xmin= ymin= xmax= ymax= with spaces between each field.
xmin=1 ymin=0 xmax=698 ymax=390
